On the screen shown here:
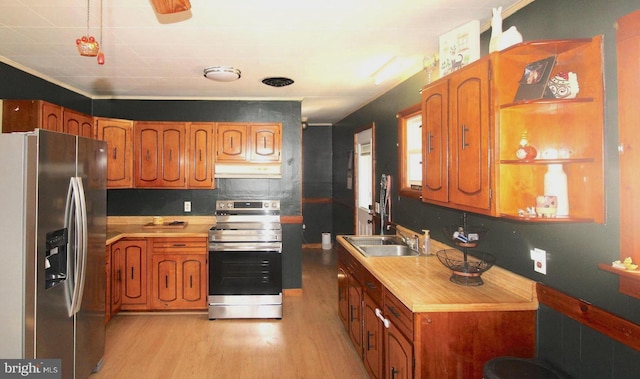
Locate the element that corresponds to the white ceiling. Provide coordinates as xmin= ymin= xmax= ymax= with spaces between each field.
xmin=0 ymin=0 xmax=532 ymax=125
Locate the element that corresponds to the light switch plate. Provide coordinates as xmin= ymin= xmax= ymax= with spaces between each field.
xmin=184 ymin=201 xmax=191 ymax=212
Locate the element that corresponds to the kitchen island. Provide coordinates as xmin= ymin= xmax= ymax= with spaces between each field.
xmin=337 ymin=234 xmax=538 ymax=379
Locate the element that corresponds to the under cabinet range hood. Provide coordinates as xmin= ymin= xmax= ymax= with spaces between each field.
xmin=214 ymin=162 xmax=282 ymax=178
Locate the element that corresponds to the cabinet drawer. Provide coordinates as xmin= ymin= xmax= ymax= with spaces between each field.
xmin=362 ymin=269 xmax=382 ymax=305
xmin=384 ymin=288 xmax=413 ymax=340
xmin=338 ymin=245 xmax=364 ymax=284
xmin=152 ymin=237 xmax=207 ymax=254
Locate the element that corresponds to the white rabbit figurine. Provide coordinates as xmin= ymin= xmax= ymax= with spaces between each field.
xmin=489 ymin=7 xmax=523 ymax=53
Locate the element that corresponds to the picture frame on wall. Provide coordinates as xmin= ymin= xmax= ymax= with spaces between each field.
xmin=513 ymin=56 xmax=557 ymax=101
xmin=439 ymin=20 xmax=480 ymax=76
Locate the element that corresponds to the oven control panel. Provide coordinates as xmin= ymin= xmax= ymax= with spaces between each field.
xmin=215 ymin=200 xmax=280 ymax=213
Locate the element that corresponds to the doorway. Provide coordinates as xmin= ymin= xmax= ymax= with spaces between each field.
xmin=354 ymin=124 xmax=375 ymax=235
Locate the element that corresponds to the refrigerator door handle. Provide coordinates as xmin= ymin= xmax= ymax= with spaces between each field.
xmin=64 ymin=177 xmax=75 ymax=316
xmin=68 ymin=177 xmax=86 ymax=316
xmin=74 ymin=177 xmax=88 ymax=315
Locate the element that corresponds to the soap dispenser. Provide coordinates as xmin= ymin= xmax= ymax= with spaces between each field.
xmin=422 ymin=229 xmax=431 ymax=255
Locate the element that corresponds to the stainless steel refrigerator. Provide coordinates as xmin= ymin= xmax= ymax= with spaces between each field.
xmin=0 ymin=129 xmax=107 ymax=379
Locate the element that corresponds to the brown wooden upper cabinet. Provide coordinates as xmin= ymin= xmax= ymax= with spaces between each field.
xmin=2 ymin=99 xmax=63 ymax=133
xmin=418 ymin=36 xmax=604 ymax=223
xmin=63 ymin=108 xmax=95 ymax=138
xmin=421 ymin=79 xmax=450 ymax=204
xmin=134 ymin=122 xmax=187 ymax=188
xmin=420 ymin=56 xmax=492 ymax=214
xmin=495 ymin=36 xmax=604 ymax=223
xmin=216 ymin=122 xmax=281 ymax=163
xmin=96 ymin=118 xmax=134 ymax=188
xmin=613 ymin=10 xmax=640 ymax=297
xmin=187 ymin=122 xmax=215 ymax=188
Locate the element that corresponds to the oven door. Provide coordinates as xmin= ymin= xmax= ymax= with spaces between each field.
xmin=209 ymin=249 xmax=282 ymax=296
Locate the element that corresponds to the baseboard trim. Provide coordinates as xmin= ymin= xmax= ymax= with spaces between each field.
xmin=284 ymin=288 xmax=303 ymax=296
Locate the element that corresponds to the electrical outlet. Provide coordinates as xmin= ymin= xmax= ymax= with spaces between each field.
xmin=302 ymin=224 xmax=306 ymax=230
xmin=184 ymin=201 xmax=191 ymax=212
xmin=530 ymin=248 xmax=547 ymax=275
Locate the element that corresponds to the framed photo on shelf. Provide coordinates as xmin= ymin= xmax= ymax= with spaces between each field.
xmin=513 ymin=56 xmax=557 ymax=101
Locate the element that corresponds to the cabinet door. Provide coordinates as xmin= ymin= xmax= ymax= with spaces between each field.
xmin=121 ymin=240 xmax=148 ymax=309
xmin=96 ymin=118 xmax=133 ymax=188
xmin=181 ymin=256 xmax=206 ymax=304
xmin=187 ymin=123 xmax=215 ymax=188
xmin=41 ymin=101 xmax=63 ymax=132
xmin=338 ymin=264 xmax=349 ymax=330
xmin=363 ymin=293 xmax=383 ymax=379
xmin=135 ymin=122 xmax=186 ymax=188
xmin=151 ymin=254 xmax=206 ymax=309
xmin=249 ymin=124 xmax=281 ymax=161
xmin=448 ymin=58 xmax=491 ymax=210
xmin=110 ymin=242 xmax=123 ymax=316
xmin=618 ymin=11 xmax=640 ymax=296
xmin=63 ymin=109 xmax=94 ymax=138
xmin=421 ymin=79 xmax=449 ymax=203
xmin=216 ymin=123 xmax=248 ymax=161
xmin=348 ymin=276 xmax=363 ymax=355
xmin=154 ymin=255 xmax=178 ymax=304
xmin=385 ymin=323 xmax=413 ymax=379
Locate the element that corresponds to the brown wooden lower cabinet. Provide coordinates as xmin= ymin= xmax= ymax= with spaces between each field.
xmin=150 ymin=237 xmax=207 ymax=310
xmin=106 ymin=236 xmax=208 ymax=320
xmin=385 ymin=322 xmax=413 ymax=379
xmin=363 ymin=293 xmax=383 ymax=378
xmin=151 ymin=253 xmax=207 ymax=310
xmin=120 ymin=239 xmax=148 ymax=310
xmin=337 ymin=243 xmax=536 ymax=378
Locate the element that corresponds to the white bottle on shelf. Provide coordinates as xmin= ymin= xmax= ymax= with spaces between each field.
xmin=544 ymin=163 xmax=569 ymax=216
xmin=422 ymin=229 xmax=431 ymax=255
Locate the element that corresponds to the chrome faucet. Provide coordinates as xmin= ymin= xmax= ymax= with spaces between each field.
xmin=386 ymin=224 xmax=419 ymax=251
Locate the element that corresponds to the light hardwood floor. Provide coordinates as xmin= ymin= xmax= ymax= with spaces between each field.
xmin=91 ymin=248 xmax=369 ymax=379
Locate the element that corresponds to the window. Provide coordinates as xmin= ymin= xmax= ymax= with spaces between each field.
xmin=397 ymin=103 xmax=422 ymax=198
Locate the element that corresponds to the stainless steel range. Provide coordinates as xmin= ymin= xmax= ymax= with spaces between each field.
xmin=208 ymin=200 xmax=282 ymax=319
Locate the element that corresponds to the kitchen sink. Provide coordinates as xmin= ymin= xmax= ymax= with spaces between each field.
xmin=343 ymin=235 xmax=420 ymax=257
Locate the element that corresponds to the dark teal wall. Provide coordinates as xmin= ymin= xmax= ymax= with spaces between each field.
xmin=331 ymin=0 xmax=640 ymax=377
xmin=301 ymin=125 xmax=333 ymax=244
xmin=0 ymin=62 xmax=92 ymax=114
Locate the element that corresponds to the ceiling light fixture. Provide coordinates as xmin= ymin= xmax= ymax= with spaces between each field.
xmin=204 ymin=66 xmax=241 ymax=82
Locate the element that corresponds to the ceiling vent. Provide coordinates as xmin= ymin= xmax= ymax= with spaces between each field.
xmin=262 ymin=77 xmax=294 ymax=87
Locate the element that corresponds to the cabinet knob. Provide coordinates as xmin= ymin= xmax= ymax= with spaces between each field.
xmin=618 ymin=143 xmax=625 ymax=153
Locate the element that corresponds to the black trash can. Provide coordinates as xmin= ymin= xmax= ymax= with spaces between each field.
xmin=483 ymin=356 xmax=564 ymax=379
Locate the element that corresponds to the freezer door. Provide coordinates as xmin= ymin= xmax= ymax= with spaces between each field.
xmin=74 ymin=136 xmax=106 ymax=378
xmin=36 ymin=130 xmax=77 ymax=378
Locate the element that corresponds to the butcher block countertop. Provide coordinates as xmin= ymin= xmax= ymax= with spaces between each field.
xmin=106 ymin=216 xmax=215 ymax=245
xmin=337 ymin=235 xmax=538 ymax=313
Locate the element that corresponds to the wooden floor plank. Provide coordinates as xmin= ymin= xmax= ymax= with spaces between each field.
xmin=91 ymin=248 xmax=368 ymax=379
